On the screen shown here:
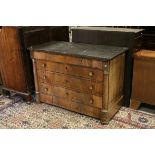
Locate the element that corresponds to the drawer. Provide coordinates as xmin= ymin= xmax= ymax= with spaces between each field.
xmin=37 ymin=71 xmax=103 ymax=96
xmin=39 ymin=83 xmax=102 ymax=108
xmin=36 ymin=60 xmax=103 ymax=82
xmin=40 ymin=93 xmax=53 ymax=104
xmin=40 ymin=94 xmax=100 ymax=118
xmin=32 ymin=51 xmax=103 ymax=69
xmin=53 ymin=97 xmax=100 ymax=118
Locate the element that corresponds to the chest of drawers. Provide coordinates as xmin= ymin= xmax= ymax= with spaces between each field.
xmin=30 ymin=41 xmax=127 ymax=124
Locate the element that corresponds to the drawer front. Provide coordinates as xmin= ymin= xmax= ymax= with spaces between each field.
xmin=36 ymin=60 xmax=103 ymax=82
xmin=40 ymin=94 xmax=100 ymax=118
xmin=39 ymin=83 xmax=102 ymax=108
xmin=73 ymin=102 xmax=100 ymax=118
xmin=40 ymin=93 xmax=53 ymax=104
xmin=37 ymin=71 xmax=103 ymax=96
xmin=32 ymin=51 xmax=103 ymax=70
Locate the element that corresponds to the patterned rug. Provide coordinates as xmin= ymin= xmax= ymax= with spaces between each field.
xmin=0 ymin=95 xmax=155 ymax=129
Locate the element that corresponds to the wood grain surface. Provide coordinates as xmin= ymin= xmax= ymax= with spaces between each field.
xmin=131 ymin=50 xmax=155 ymax=107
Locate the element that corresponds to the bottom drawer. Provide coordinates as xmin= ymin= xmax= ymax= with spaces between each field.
xmin=40 ymin=94 xmax=53 ymax=104
xmin=40 ymin=94 xmax=100 ymax=118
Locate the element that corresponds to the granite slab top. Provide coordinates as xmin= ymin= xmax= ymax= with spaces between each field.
xmin=29 ymin=41 xmax=128 ymax=61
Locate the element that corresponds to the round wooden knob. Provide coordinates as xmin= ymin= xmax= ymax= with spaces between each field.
xmin=41 ymin=64 xmax=46 ymax=67
xmin=43 ymin=76 xmax=46 ymax=80
xmin=89 ymin=86 xmax=93 ymax=90
xmin=89 ymin=99 xmax=93 ymax=104
xmin=89 ymin=71 xmax=93 ymax=77
xmin=104 ymin=64 xmax=107 ymax=68
xmin=44 ymin=88 xmax=48 ymax=92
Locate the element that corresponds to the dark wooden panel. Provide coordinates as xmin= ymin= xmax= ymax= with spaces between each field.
xmin=22 ymin=26 xmax=69 ymax=47
xmin=140 ymin=27 xmax=155 ymax=50
xmin=23 ymin=28 xmax=49 ymax=47
xmin=48 ymin=27 xmax=69 ymax=41
xmin=72 ymin=27 xmax=143 ymax=48
xmin=142 ymin=35 xmax=155 ymax=50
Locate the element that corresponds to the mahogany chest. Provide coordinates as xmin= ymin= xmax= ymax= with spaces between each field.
xmin=0 ymin=26 xmax=69 ymax=101
xmin=71 ymin=26 xmax=144 ymax=107
xmin=30 ymin=41 xmax=127 ymax=124
xmin=130 ymin=50 xmax=155 ymax=109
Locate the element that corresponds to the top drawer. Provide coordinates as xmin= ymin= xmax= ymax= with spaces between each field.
xmin=31 ymin=51 xmax=104 ymax=70
xmin=36 ymin=60 xmax=104 ymax=82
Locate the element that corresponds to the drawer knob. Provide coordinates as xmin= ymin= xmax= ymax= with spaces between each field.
xmin=43 ymin=76 xmax=46 ymax=80
xmin=41 ymin=64 xmax=46 ymax=67
xmin=44 ymin=88 xmax=48 ymax=92
xmin=104 ymin=64 xmax=107 ymax=68
xmin=89 ymin=99 xmax=94 ymax=104
xmin=89 ymin=71 xmax=93 ymax=77
xmin=89 ymin=86 xmax=93 ymax=90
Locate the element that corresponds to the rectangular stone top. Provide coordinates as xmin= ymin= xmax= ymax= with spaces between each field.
xmin=29 ymin=41 xmax=128 ymax=61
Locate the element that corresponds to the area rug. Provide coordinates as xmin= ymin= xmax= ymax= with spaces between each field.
xmin=0 ymin=95 xmax=155 ymax=129
xmin=0 ymin=95 xmax=22 ymax=111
